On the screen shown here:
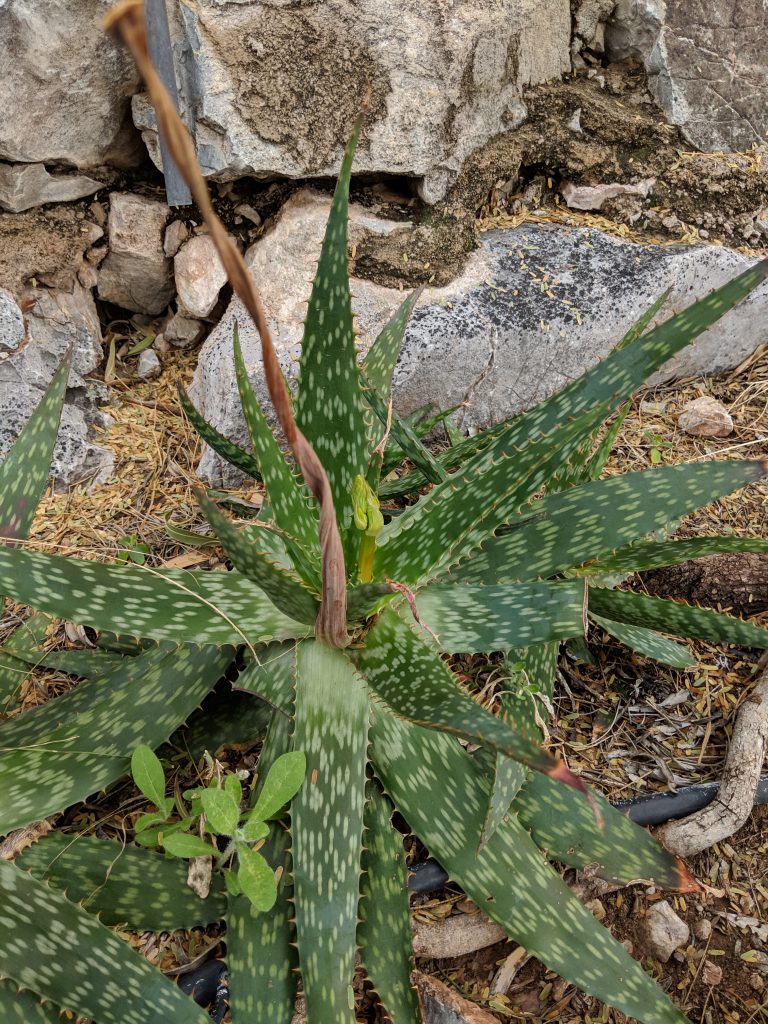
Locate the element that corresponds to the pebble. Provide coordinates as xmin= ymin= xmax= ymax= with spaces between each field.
xmin=638 ymin=900 xmax=690 ymax=963
xmin=164 ymin=219 xmax=190 ymax=258
xmin=701 ymin=960 xmax=723 ymax=986
xmin=137 ymin=348 xmax=161 ymax=379
xmin=694 ymin=919 xmax=712 ymax=941
xmin=678 ymin=395 xmax=734 ymax=438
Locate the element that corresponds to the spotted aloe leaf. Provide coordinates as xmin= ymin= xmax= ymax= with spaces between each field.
xmin=449 ymin=460 xmax=768 ymax=586
xmin=178 ymin=383 xmax=263 ymax=482
xmin=502 ymin=641 xmax=560 ymax=743
xmin=370 ymin=709 xmax=689 ymax=1024
xmin=7 ymin=646 xmax=129 ymax=679
xmin=511 ymin=772 xmax=690 ymax=889
xmin=375 ymin=404 xmax=608 ymax=585
xmin=354 ymin=608 xmax=573 ymax=782
xmin=0 ymin=860 xmax=210 ymax=1024
xmin=0 ymin=351 xmax=71 ymax=542
xmin=292 ymin=640 xmax=368 ymax=1024
xmin=295 ymin=119 xmax=369 ymax=566
xmin=228 ymin=709 xmax=297 ymax=1024
xmin=414 ymin=580 xmax=586 ymax=652
xmin=0 ymin=548 xmax=310 ymax=645
xmin=579 ymin=534 xmax=768 ymax=577
xmin=477 ymin=695 xmax=527 ymax=853
xmin=0 ymin=979 xmax=65 ymax=1024
xmin=17 ymin=831 xmax=226 ymax=929
xmin=362 ymin=291 xmax=420 ymax=407
xmin=2 ymin=645 xmax=161 ymax=748
xmin=174 ymin=684 xmax=271 ymax=761
xmin=588 ymin=587 xmax=768 ymax=647
xmin=358 ymin=783 xmax=418 ymax=1024
xmin=379 ymin=262 xmax=768 ymax=501
xmin=0 ymin=645 xmax=231 ymax=834
xmin=236 ymin=641 xmax=296 ymax=714
xmin=362 ymin=374 xmax=447 ymax=485
xmin=233 ymin=328 xmax=320 ymax=586
xmin=590 ymin=613 xmax=696 ymax=669
xmin=196 ymin=490 xmax=319 ymax=623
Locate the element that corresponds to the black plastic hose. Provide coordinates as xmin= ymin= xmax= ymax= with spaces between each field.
xmin=407 ymin=776 xmax=768 ymax=894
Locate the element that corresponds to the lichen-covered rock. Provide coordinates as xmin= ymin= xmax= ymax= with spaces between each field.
xmin=133 ymin=0 xmax=571 ymax=202
xmin=0 ymin=0 xmax=141 ymax=169
xmin=97 ymin=193 xmax=174 ymax=316
xmin=606 ymin=0 xmax=768 ymax=152
xmin=0 ymin=287 xmax=24 ymax=353
xmin=190 ymin=194 xmax=768 ymax=486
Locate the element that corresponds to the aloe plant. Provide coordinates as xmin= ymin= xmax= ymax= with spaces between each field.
xmin=2 ymin=7 xmax=768 ymax=1021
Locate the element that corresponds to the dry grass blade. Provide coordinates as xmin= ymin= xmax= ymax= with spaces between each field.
xmin=103 ymin=0 xmax=348 ymax=647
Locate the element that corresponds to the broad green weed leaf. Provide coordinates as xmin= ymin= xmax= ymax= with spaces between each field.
xmin=130 ymin=743 xmax=167 ymax=807
xmin=201 ymin=786 xmax=240 ymax=836
xmin=238 ymin=845 xmax=277 ymax=912
xmin=163 ymin=833 xmax=217 ymax=859
xmin=251 ymin=750 xmax=307 ymax=820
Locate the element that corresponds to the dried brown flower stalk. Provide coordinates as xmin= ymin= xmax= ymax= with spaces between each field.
xmin=104 ymin=0 xmax=349 ymax=646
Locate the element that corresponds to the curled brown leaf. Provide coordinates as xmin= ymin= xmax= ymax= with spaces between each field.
xmin=104 ymin=0 xmax=348 ymax=646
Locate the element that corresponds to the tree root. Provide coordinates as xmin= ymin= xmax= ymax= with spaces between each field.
xmin=657 ymin=668 xmax=768 ymax=858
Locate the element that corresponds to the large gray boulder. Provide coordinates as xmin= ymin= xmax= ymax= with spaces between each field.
xmin=132 ymin=0 xmax=571 ymax=203
xmin=0 ymin=286 xmax=113 ymax=487
xmin=0 ymin=0 xmax=141 ymax=169
xmin=190 ymin=191 xmax=768 ymax=486
xmin=606 ymin=0 xmax=768 ymax=153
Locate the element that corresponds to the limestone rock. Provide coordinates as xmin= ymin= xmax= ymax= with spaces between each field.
xmin=97 ymin=193 xmax=174 ymax=315
xmin=0 ymin=287 xmax=24 ymax=353
xmin=0 ymin=163 xmax=103 ymax=214
xmin=132 ymin=0 xmax=571 ymax=202
xmin=191 ymin=194 xmax=768 ymax=486
xmin=174 ymin=235 xmax=228 ymax=318
xmin=0 ymin=286 xmax=112 ymax=486
xmin=606 ymin=0 xmax=768 ymax=152
xmin=164 ymin=220 xmax=190 ymax=259
xmin=165 ymin=312 xmax=205 ymax=349
xmin=560 ymin=178 xmax=654 ymax=211
xmin=412 ymin=912 xmax=507 ymax=959
xmin=137 ymin=349 xmax=161 ymax=380
xmin=0 ymin=0 xmax=141 ymax=169
xmin=638 ymin=900 xmax=690 ymax=962
xmin=678 ymin=396 xmax=734 ymax=438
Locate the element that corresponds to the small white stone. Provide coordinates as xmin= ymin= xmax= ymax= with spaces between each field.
xmin=567 ymin=107 xmax=583 ymax=133
xmin=694 ymin=918 xmax=712 ymax=941
xmin=137 ymin=348 xmax=161 ymax=379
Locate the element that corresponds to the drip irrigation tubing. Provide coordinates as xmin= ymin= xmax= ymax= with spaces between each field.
xmin=407 ymin=776 xmax=768 ymax=895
